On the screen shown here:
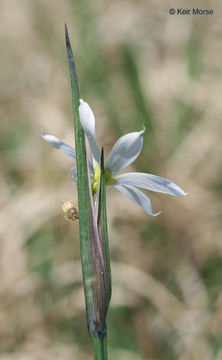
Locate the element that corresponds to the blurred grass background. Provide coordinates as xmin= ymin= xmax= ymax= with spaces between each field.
xmin=1 ymin=0 xmax=222 ymax=359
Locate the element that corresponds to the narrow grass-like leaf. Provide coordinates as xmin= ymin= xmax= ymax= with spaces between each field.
xmin=98 ymin=148 xmax=112 ymax=304
xmin=65 ymin=25 xmax=109 ymax=359
xmin=65 ymin=23 xmax=95 ymax=335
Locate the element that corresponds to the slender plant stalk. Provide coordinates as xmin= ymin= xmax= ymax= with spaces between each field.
xmin=65 ymin=25 xmax=110 ymax=360
xmin=98 ymin=148 xmax=111 ymax=303
xmin=91 ymin=336 xmax=108 ymax=360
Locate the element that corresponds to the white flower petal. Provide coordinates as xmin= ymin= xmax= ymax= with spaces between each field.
xmin=71 ymin=166 xmax=94 ymax=186
xmin=105 ymin=128 xmax=145 ymax=176
xmin=114 ymin=184 xmax=161 ymax=216
xmin=42 ymin=134 xmax=76 ymax=159
xmin=79 ymin=99 xmax=100 ymax=165
xmin=71 ymin=167 xmax=77 ymax=186
xmin=114 ymin=172 xmax=187 ymax=196
xmin=79 ymin=99 xmax=95 ymax=136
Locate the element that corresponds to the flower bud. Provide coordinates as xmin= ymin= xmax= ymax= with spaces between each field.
xmin=62 ymin=200 xmax=79 ymax=221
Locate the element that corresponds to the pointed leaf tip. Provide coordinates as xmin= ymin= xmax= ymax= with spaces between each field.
xmin=101 ymin=147 xmax=104 ymax=168
xmin=65 ymin=24 xmax=70 ymax=47
xmin=65 ymin=25 xmax=80 ymax=101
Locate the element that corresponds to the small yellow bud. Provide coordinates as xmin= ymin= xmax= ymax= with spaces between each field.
xmin=62 ymin=200 xmax=79 ymax=221
xmin=91 ymin=165 xmax=101 ymax=195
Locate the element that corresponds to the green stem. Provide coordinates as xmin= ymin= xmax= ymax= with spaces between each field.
xmin=91 ymin=335 xmax=108 ymax=360
xmin=65 ymin=25 xmax=110 ymax=359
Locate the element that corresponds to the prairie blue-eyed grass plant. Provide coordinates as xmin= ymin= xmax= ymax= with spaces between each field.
xmin=42 ymin=25 xmax=187 ymax=359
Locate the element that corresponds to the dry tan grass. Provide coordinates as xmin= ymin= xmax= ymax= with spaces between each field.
xmin=0 ymin=0 xmax=222 ymax=359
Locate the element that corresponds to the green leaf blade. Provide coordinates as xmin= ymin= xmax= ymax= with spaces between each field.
xmin=65 ymin=23 xmax=95 ymax=332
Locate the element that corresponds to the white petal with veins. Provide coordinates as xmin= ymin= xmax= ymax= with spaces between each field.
xmin=105 ymin=128 xmax=145 ymax=176
xmin=114 ymin=172 xmax=187 ymax=196
xmin=79 ymin=99 xmax=100 ymax=166
xmin=114 ymin=184 xmax=161 ymax=216
xmin=71 ymin=167 xmax=78 ymax=185
xmin=41 ymin=134 xmax=76 ymax=159
xmin=72 ymin=166 xmax=94 ymax=186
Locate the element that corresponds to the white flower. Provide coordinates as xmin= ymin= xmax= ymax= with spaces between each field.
xmin=42 ymin=99 xmax=187 ymax=216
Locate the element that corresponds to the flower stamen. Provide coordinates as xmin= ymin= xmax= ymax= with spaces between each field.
xmin=92 ymin=165 xmax=101 ymax=194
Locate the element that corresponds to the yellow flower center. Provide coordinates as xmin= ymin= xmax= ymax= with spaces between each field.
xmin=91 ymin=166 xmax=117 ymax=194
xmin=91 ymin=165 xmax=101 ymax=194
